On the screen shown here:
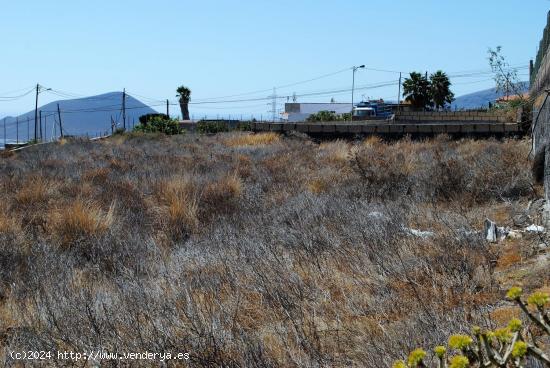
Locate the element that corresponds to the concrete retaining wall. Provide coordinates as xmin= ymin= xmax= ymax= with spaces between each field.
xmin=395 ymin=111 xmax=509 ymax=123
xmin=252 ymin=122 xmax=521 ymax=135
xmin=531 ymin=11 xmax=550 ymax=96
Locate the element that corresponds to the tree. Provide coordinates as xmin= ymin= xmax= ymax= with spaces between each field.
xmin=403 ymin=72 xmax=432 ymax=110
xmin=430 ymin=71 xmax=454 ymax=109
xmin=488 ymin=46 xmax=522 ymax=100
xmin=176 ymin=85 xmax=192 ymax=120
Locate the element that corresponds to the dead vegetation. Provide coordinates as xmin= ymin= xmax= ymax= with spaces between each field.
xmin=0 ymin=133 xmax=545 ymax=367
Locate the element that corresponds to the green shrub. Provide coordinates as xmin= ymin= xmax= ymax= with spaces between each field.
xmin=306 ymin=110 xmax=351 ymax=122
xmin=235 ymin=122 xmax=252 ymax=131
xmin=197 ymin=121 xmax=229 ymax=134
xmin=133 ymin=116 xmax=184 ymax=135
xmin=138 ymin=113 xmax=170 ymax=125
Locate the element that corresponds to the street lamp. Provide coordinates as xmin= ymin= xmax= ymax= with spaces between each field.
xmin=34 ymin=85 xmax=51 ymax=141
xmin=351 ymin=65 xmax=365 ymax=119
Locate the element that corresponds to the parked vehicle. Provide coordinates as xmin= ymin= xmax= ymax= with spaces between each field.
xmin=353 ymin=100 xmax=394 ymax=120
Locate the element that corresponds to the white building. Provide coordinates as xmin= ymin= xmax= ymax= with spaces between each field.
xmin=282 ymin=103 xmax=352 ymax=122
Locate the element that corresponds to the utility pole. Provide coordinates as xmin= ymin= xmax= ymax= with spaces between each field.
xmin=39 ymin=111 xmax=42 ymax=141
xmin=268 ymin=88 xmax=277 ymax=122
xmin=425 ymin=71 xmax=429 ymax=111
xmin=34 ymin=84 xmax=39 ymax=141
xmin=351 ymin=65 xmax=365 ymax=119
xmin=44 ymin=113 xmax=47 ymax=141
xmin=397 ymin=72 xmax=402 ymax=112
xmin=166 ymin=99 xmax=169 ymax=117
xmin=110 ymin=115 xmax=114 ymax=134
xmin=57 ymin=103 xmax=63 ymax=137
xmin=274 ymin=90 xmax=277 ymax=122
xmin=122 ymin=89 xmax=126 ymax=130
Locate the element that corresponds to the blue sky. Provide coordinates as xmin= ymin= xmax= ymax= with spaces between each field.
xmin=0 ymin=0 xmax=548 ymax=118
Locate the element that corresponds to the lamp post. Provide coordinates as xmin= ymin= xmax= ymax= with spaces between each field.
xmin=351 ymin=65 xmax=365 ymax=119
xmin=34 ymin=84 xmax=51 ymax=142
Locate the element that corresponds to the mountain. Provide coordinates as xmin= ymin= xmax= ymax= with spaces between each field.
xmin=452 ymin=82 xmax=529 ymax=110
xmin=0 ymin=92 xmax=158 ymax=147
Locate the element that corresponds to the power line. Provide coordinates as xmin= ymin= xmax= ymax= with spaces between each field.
xmin=191 ymin=67 xmax=353 ymax=102
xmin=0 ymin=88 xmax=36 ymax=100
xmin=0 ymin=85 xmax=36 ymax=95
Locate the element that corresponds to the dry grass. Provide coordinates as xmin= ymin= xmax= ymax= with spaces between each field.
xmin=224 ymin=132 xmax=280 ymax=146
xmin=14 ymin=177 xmax=52 ymax=205
xmin=307 ymin=177 xmax=329 ymax=194
xmin=0 ymin=210 xmax=17 ymax=234
xmin=0 ymin=133 xmax=543 ymax=367
xmin=155 ymin=176 xmax=199 ymax=238
xmin=318 ymin=140 xmax=351 ymax=164
xmin=497 ymin=248 xmax=523 ymax=268
xmin=49 ymin=200 xmax=114 ymax=246
xmin=204 ymin=173 xmax=243 ymax=200
xmin=490 ymin=306 xmax=522 ymax=326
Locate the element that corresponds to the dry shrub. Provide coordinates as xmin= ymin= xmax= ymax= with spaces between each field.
xmin=225 ymin=132 xmax=280 ymax=147
xmin=497 ymin=247 xmax=522 ymax=268
xmin=60 ymin=181 xmax=95 ymax=199
xmin=363 ymin=135 xmax=383 ymax=147
xmin=490 ymin=306 xmax=521 ymax=326
xmin=0 ymin=210 xmax=18 ymax=234
xmin=40 ymin=158 xmax=65 ymax=170
xmin=201 ymin=174 xmax=243 ymax=216
xmin=318 ymin=140 xmax=351 ymax=164
xmin=0 ymin=150 xmax=15 ymax=159
xmin=109 ymin=158 xmax=131 ymax=172
xmin=236 ymin=154 xmax=252 ymax=178
xmin=307 ymin=178 xmax=329 ymax=194
xmin=353 ymin=137 xmax=531 ymax=203
xmin=50 ymin=200 xmax=114 ymax=246
xmin=81 ymin=167 xmax=111 ymax=184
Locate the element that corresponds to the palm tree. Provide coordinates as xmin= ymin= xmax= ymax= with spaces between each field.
xmin=176 ymin=86 xmax=191 ymax=120
xmin=430 ymin=71 xmax=454 ymax=109
xmin=402 ymin=72 xmax=432 ymax=110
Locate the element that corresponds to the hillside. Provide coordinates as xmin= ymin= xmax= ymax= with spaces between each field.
xmin=0 ymin=92 xmax=156 ymax=146
xmin=0 ymin=132 xmax=546 ymax=367
xmin=452 ymin=82 xmax=530 ymax=109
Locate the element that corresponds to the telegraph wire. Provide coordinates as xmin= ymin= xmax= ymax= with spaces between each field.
xmin=0 ymin=88 xmax=36 ymax=100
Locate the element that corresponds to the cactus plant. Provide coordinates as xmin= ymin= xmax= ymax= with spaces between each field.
xmin=393 ymin=288 xmax=550 ymax=367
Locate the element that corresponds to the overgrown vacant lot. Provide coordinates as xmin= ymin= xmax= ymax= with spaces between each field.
xmin=0 ymin=133 xmax=544 ymax=367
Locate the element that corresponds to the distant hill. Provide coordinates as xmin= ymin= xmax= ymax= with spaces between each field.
xmin=0 ymin=92 xmax=157 ymax=147
xmin=452 ymin=82 xmax=529 ymax=110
